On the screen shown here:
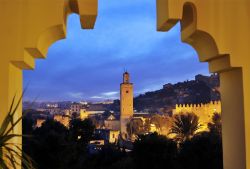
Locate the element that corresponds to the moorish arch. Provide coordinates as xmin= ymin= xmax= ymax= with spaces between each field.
xmin=0 ymin=0 xmax=97 ymax=167
xmin=157 ymin=1 xmax=250 ymax=169
xmin=0 ymin=0 xmax=250 ymax=169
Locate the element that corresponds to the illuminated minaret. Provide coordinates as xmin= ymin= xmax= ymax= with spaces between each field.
xmin=120 ymin=71 xmax=133 ymax=139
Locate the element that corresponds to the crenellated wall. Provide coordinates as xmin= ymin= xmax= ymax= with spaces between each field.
xmin=173 ymin=101 xmax=221 ymax=131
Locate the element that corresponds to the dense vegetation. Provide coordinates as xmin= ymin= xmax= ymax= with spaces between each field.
xmin=22 ymin=113 xmax=223 ymax=169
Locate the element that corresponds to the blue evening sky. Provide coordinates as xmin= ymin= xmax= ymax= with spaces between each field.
xmin=23 ymin=0 xmax=209 ymax=102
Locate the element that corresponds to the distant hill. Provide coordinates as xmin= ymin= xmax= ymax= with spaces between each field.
xmin=111 ymin=74 xmax=220 ymax=114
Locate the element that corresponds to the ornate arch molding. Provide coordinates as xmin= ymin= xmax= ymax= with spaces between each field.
xmin=157 ymin=0 xmax=232 ymax=73
xmin=157 ymin=2 xmax=250 ymax=169
xmin=9 ymin=0 xmax=98 ymax=70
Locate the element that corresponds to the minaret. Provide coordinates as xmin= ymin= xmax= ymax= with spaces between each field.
xmin=120 ymin=71 xmax=133 ymax=139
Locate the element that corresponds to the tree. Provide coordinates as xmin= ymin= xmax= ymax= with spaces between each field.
xmin=22 ymin=115 xmax=34 ymax=135
xmin=22 ymin=115 xmax=35 ymax=164
xmin=208 ymin=112 xmax=222 ymax=136
xmin=84 ymin=144 xmax=127 ymax=169
xmin=143 ymin=118 xmax=151 ymax=133
xmin=169 ymin=113 xmax=202 ymax=143
xmin=178 ymin=132 xmax=223 ymax=169
xmin=126 ymin=119 xmax=144 ymax=138
xmin=89 ymin=116 xmax=103 ymax=129
xmin=69 ymin=118 xmax=95 ymax=145
xmin=133 ymin=133 xmax=178 ymax=169
xmin=23 ymin=118 xmax=97 ymax=169
xmin=30 ymin=119 xmax=72 ymax=169
xmin=150 ymin=114 xmax=170 ymax=134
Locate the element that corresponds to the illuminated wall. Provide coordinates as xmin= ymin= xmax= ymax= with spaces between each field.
xmin=173 ymin=101 xmax=221 ymax=131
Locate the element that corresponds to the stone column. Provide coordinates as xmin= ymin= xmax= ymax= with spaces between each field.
xmin=0 ymin=60 xmax=23 ymax=168
xmin=243 ymin=66 xmax=250 ymax=169
xmin=220 ymin=68 xmax=246 ymax=169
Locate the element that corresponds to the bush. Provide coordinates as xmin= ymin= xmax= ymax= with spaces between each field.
xmin=133 ymin=133 xmax=178 ymax=169
xmin=178 ymin=132 xmax=223 ymax=169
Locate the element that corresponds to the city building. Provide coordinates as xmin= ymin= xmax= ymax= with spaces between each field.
xmin=86 ymin=104 xmax=108 ymax=114
xmin=46 ymin=103 xmax=58 ymax=108
xmin=94 ymin=129 xmax=120 ymax=144
xmin=36 ymin=107 xmax=61 ymax=115
xmin=70 ymin=102 xmax=83 ymax=114
xmin=95 ymin=100 xmax=114 ymax=105
xmin=104 ymin=114 xmax=120 ymax=131
xmin=80 ymin=109 xmax=88 ymax=120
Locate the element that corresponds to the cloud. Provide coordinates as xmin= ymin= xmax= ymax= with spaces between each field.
xmin=90 ymin=96 xmax=104 ymax=99
xmin=90 ymin=91 xmax=119 ymax=100
xmin=101 ymin=91 xmax=119 ymax=96
xmin=23 ymin=0 xmax=209 ymax=102
xmin=67 ymin=92 xmax=84 ymax=99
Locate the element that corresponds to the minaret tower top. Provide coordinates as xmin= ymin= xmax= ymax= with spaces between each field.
xmin=123 ymin=71 xmax=130 ymax=83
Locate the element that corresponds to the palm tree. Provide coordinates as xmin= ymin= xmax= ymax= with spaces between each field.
xmin=169 ymin=112 xmax=202 ymax=143
xmin=208 ymin=112 xmax=222 ymax=136
xmin=0 ymin=95 xmax=35 ymax=169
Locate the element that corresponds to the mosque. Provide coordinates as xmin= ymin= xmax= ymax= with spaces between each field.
xmin=104 ymin=71 xmax=139 ymax=139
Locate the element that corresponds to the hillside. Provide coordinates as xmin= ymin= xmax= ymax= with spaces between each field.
xmin=111 ymin=74 xmax=220 ymax=114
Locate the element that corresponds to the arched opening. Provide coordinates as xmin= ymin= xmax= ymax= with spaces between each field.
xmin=160 ymin=2 xmax=247 ymax=169
xmin=22 ymin=0 xmax=223 ymax=168
xmin=181 ymin=2 xmax=219 ymax=62
xmin=1 ymin=1 xmax=249 ymax=169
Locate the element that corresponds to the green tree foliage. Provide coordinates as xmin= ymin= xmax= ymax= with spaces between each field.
xmin=23 ymin=117 xmax=97 ymax=169
xmin=108 ymin=156 xmax=133 ymax=169
xmin=89 ymin=116 xmax=103 ymax=129
xmin=84 ymin=144 xmax=128 ymax=169
xmin=69 ymin=118 xmax=95 ymax=145
xmin=30 ymin=120 xmax=72 ymax=169
xmin=143 ymin=118 xmax=151 ymax=133
xmin=133 ymin=133 xmax=178 ymax=169
xmin=178 ymin=132 xmax=223 ymax=169
xmin=150 ymin=114 xmax=170 ymax=134
xmin=22 ymin=113 xmax=223 ymax=169
xmin=126 ymin=114 xmax=170 ymax=138
xmin=208 ymin=112 xmax=222 ymax=136
xmin=169 ymin=113 xmax=202 ymax=143
xmin=126 ymin=119 xmax=144 ymax=138
xmin=132 ymin=132 xmax=223 ymax=169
